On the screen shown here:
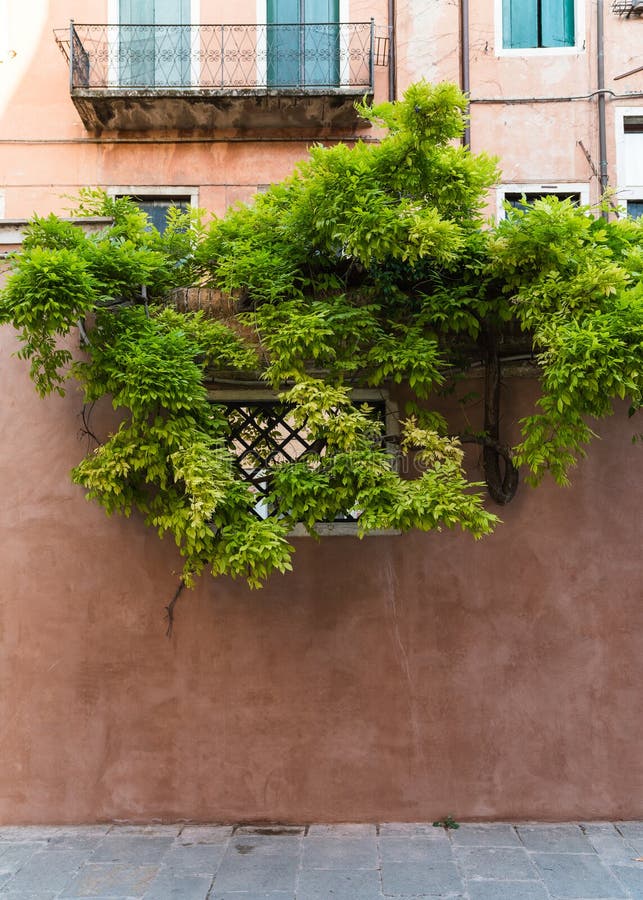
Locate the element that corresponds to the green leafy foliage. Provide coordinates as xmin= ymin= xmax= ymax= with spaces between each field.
xmin=0 ymin=81 xmax=640 ymax=590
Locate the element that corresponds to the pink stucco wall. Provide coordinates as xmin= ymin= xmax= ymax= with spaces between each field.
xmin=0 ymin=315 xmax=641 ymax=824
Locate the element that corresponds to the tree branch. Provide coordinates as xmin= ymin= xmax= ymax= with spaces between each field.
xmin=165 ymin=579 xmax=185 ymax=638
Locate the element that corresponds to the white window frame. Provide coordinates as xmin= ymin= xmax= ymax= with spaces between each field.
xmin=494 ymin=0 xmax=585 ymax=57
xmin=108 ymin=185 xmax=199 ymax=206
xmin=107 ymin=0 xmax=200 ymax=87
xmin=614 ymin=106 xmax=643 ymax=216
xmin=495 ymin=182 xmax=590 ymax=220
xmin=208 ymin=387 xmax=400 ymax=537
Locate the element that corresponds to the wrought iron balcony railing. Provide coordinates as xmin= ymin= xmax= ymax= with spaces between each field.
xmin=55 ymin=22 xmax=376 ymax=94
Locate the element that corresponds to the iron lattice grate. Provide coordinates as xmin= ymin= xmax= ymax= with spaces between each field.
xmin=219 ymin=399 xmax=386 ymax=521
xmin=612 ymin=0 xmax=643 ymax=15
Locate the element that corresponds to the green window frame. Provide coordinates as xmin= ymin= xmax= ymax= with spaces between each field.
xmin=503 ymin=0 xmax=575 ymax=49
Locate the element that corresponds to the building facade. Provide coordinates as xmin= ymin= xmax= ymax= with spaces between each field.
xmin=0 ymin=1 xmax=641 ymax=228
xmin=0 ymin=1 xmax=641 ymax=825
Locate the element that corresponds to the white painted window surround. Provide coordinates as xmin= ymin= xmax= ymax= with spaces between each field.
xmin=615 ymin=107 xmax=643 ymax=214
xmin=108 ymin=185 xmax=199 ymax=205
xmin=0 ymin=190 xmax=5 ymax=219
xmin=493 ymin=0 xmax=586 ymax=57
xmin=496 ymin=182 xmax=590 ymax=219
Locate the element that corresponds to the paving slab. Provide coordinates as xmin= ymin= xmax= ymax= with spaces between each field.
xmin=531 ymin=851 xmax=628 ymax=898
xmin=378 ymin=836 xmax=453 ymax=863
xmin=302 ymin=835 xmax=378 ymax=870
xmin=467 ymin=882 xmax=550 ymax=900
xmin=141 ymin=871 xmax=213 ymax=899
xmin=0 ymin=893 xmax=58 ymax=899
xmin=90 ymin=834 xmax=174 ymax=865
xmin=306 ymin=825 xmax=376 ymax=837
xmin=211 ymin=893 xmax=294 ymax=900
xmin=610 ymin=863 xmax=643 ymax=897
xmin=582 ymin=824 xmax=642 ymax=865
xmin=0 ymin=849 xmax=88 ymax=893
xmin=450 ymin=824 xmax=521 ymax=848
xmin=296 ymin=867 xmax=382 ymax=899
xmin=60 ymin=861 xmax=159 ymax=897
xmin=178 ymin=826 xmax=233 ymax=845
xmin=0 ymin=843 xmax=43 ymax=872
xmin=109 ymin=824 xmax=182 ymax=836
xmin=379 ymin=824 xmax=447 ymax=839
xmin=214 ymin=837 xmax=301 ymax=893
xmin=518 ymin=824 xmax=594 ymax=854
xmin=158 ymin=841 xmax=225 ymax=874
xmin=380 ymin=859 xmax=464 ymax=896
xmin=457 ymin=846 xmax=539 ymax=881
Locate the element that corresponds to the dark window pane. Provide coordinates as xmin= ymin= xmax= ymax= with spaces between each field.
xmin=118 ymin=195 xmax=190 ymax=233
xmin=627 ymin=200 xmax=643 ymax=219
xmin=504 ymin=191 xmax=581 ymax=211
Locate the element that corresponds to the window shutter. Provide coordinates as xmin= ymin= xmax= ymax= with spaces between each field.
xmin=503 ymin=0 xmax=538 ymax=49
xmin=120 ymin=0 xmax=154 ymax=24
xmin=541 ymin=0 xmax=575 ymax=47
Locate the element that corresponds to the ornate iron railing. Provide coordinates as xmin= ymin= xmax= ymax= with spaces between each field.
xmin=55 ymin=22 xmax=376 ymax=92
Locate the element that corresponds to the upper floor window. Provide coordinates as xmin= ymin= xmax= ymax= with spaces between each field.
xmin=503 ymin=0 xmax=575 ymax=49
xmin=496 ymin=183 xmax=589 ymax=219
xmin=111 ymin=187 xmax=196 ymax=232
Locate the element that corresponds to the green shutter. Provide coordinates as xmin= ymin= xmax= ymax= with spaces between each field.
xmin=503 ymin=0 xmax=539 ymax=49
xmin=541 ymin=0 xmax=575 ymax=47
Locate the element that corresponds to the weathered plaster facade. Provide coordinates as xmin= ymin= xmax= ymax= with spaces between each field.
xmin=0 ymin=1 xmax=642 ymax=824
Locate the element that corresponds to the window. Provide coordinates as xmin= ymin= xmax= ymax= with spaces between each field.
xmin=210 ymin=390 xmax=396 ymax=534
xmin=504 ymin=190 xmax=581 ymax=210
xmin=127 ymin=196 xmax=190 ymax=233
xmin=615 ymin=109 xmax=643 ymax=219
xmin=110 ymin=187 xmax=197 ymax=232
xmin=496 ymin=183 xmax=589 ymax=219
xmin=502 ymin=0 xmax=575 ymax=49
xmin=118 ymin=0 xmax=190 ymax=87
xmin=267 ymin=0 xmax=340 ymax=88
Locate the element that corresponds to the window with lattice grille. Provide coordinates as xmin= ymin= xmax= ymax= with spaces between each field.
xmin=212 ymin=394 xmax=390 ymax=525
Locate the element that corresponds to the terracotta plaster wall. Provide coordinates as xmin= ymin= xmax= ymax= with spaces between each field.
xmin=0 ymin=318 xmax=642 ymax=825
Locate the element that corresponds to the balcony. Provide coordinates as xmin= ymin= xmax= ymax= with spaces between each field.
xmin=54 ymin=22 xmax=380 ymax=132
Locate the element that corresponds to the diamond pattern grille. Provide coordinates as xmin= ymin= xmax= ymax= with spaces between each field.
xmin=221 ymin=400 xmax=386 ymax=522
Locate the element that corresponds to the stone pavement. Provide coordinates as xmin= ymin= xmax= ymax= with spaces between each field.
xmin=0 ymin=822 xmax=642 ymax=899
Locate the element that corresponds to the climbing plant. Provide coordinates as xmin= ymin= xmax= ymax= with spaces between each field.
xmin=1 ymin=81 xmax=641 ymax=595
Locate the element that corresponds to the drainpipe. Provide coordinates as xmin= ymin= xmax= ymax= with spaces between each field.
xmin=460 ymin=0 xmax=470 ymax=147
xmin=388 ymin=0 xmax=396 ymax=101
xmin=597 ymin=0 xmax=609 ymax=218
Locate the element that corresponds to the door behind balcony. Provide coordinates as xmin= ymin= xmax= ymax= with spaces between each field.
xmin=267 ymin=0 xmax=339 ymax=88
xmin=119 ymin=0 xmax=190 ymax=87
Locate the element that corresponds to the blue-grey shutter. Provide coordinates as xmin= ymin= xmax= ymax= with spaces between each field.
xmin=503 ymin=0 xmax=538 ymax=49
xmin=268 ymin=0 xmax=302 ymax=86
xmin=541 ymin=0 xmax=575 ymax=47
xmin=154 ymin=0 xmax=190 ymax=85
xmin=120 ymin=0 xmax=154 ymax=85
xmin=119 ymin=0 xmax=189 ymax=86
xmin=304 ymin=0 xmax=339 ymax=86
